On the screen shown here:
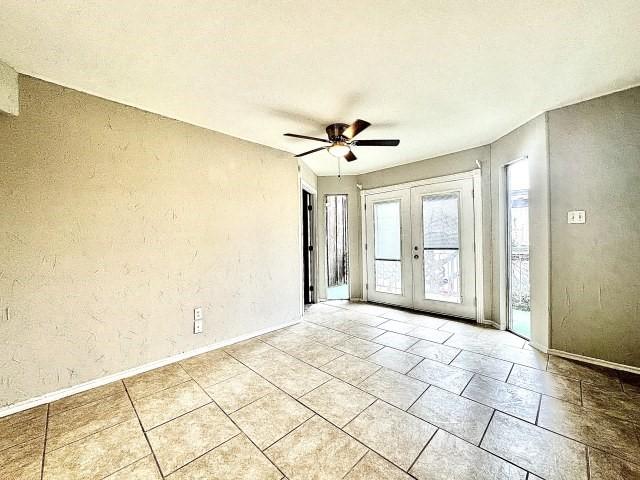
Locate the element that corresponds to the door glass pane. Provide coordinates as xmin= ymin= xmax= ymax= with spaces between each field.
xmin=423 ymin=193 xmax=461 ymax=302
xmin=507 ymin=160 xmax=530 ymax=338
xmin=374 ymin=200 xmax=402 ymax=294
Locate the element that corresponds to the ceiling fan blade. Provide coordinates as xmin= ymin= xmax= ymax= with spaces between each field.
xmin=352 ymin=139 xmax=400 ymax=146
xmin=284 ymin=133 xmax=330 ymax=143
xmin=343 ymin=119 xmax=371 ymax=139
xmin=344 ymin=151 xmax=357 ymax=162
xmin=294 ymin=147 xmax=327 ymax=157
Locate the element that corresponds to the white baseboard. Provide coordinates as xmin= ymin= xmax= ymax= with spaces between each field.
xmin=548 ymin=348 xmax=640 ymax=374
xmin=0 ymin=318 xmax=301 ymax=419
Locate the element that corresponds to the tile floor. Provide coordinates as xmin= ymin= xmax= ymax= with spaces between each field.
xmin=2 ymin=300 xmax=640 ymax=479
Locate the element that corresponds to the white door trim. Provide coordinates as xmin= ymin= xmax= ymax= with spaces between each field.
xmin=360 ymin=169 xmax=484 ymax=323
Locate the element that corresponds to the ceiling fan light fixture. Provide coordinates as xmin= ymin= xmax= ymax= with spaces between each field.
xmin=328 ymin=142 xmax=351 ymax=158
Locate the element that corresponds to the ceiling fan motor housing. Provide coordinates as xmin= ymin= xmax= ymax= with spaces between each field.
xmin=326 ymin=123 xmax=349 ymax=142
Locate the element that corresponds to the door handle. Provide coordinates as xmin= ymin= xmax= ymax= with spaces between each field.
xmin=414 ymin=254 xmax=419 ymax=259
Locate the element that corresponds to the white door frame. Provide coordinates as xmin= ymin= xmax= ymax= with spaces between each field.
xmin=360 ymin=169 xmax=485 ymax=324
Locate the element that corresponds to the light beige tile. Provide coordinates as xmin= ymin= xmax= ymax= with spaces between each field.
xmin=588 ymin=447 xmax=640 ymax=480
xmin=439 ymin=320 xmax=482 ymax=334
xmin=407 ymin=326 xmax=452 ymax=343
xmin=124 ymin=363 xmax=191 ymax=400
xmin=262 ymin=330 xmax=308 ymax=351
xmin=147 ymin=403 xmax=239 ymax=476
xmin=321 ymin=354 xmax=381 ymax=385
xmin=167 ymin=434 xmax=282 ymax=480
xmin=206 ymin=370 xmax=277 ymax=413
xmin=582 ymin=382 xmax=640 ymax=423
xmin=451 ymin=350 xmax=513 ymax=381
xmin=231 ymin=391 xmax=313 ymax=449
xmin=180 ymin=349 xmax=248 ymax=388
xmin=0 ymin=404 xmax=47 ymax=431
xmin=345 ymin=400 xmax=437 ymax=470
xmin=411 ymin=429 xmax=526 ymax=480
xmin=343 ymin=323 xmax=386 ymax=341
xmin=0 ymin=436 xmax=44 ymax=480
xmin=303 ymin=324 xmax=352 ymax=347
xmin=407 ymin=340 xmax=460 ymax=364
xmin=47 ymin=391 xmax=136 ymax=451
xmin=379 ymin=319 xmax=415 ymax=334
xmin=285 ymin=340 xmax=343 ymax=367
xmin=485 ymin=344 xmax=547 ymax=370
xmin=481 ymin=411 xmax=588 ymax=480
xmin=105 ymin=455 xmax=162 ymax=479
xmin=508 ymin=364 xmax=581 ymax=404
xmin=367 ymin=347 xmax=422 ymax=374
xmin=408 ymin=358 xmax=473 ymax=394
xmin=330 ymin=309 xmax=387 ymax=327
xmin=345 ymin=451 xmax=413 ymax=480
xmin=342 ymin=302 xmax=391 ymax=317
xmin=245 ymin=348 xmax=331 ymax=398
xmin=132 ymin=380 xmax=210 ymax=430
xmin=224 ymin=338 xmax=274 ymax=361
xmin=300 ymin=378 xmax=375 ymax=427
xmin=547 ymin=355 xmax=621 ymax=389
xmin=50 ymin=381 xmax=125 ymax=415
xmin=336 ymin=336 xmax=384 ymax=358
xmin=373 ymin=331 xmax=420 ymax=350
xmin=266 ymin=415 xmax=367 ymax=480
xmin=409 ymin=386 xmax=493 ymax=445
xmin=537 ymin=395 xmax=640 ymax=463
xmin=462 ymin=374 xmax=540 ymax=422
xmin=381 ymin=310 xmax=447 ymax=330
xmin=358 ymin=368 xmax=427 ymax=410
xmin=0 ymin=405 xmax=47 ymax=451
xmin=43 ymin=418 xmax=150 ymax=480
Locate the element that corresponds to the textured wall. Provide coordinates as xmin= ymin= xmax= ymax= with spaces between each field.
xmin=0 ymin=76 xmax=301 ymax=407
xmin=490 ymin=114 xmax=550 ymax=349
xmin=548 ymin=87 xmax=640 ymax=366
xmin=316 ymin=176 xmax=362 ymax=300
xmin=0 ymin=60 xmax=19 ymax=115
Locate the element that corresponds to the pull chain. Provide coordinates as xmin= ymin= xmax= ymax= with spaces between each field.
xmin=337 ymin=156 xmax=341 ymax=178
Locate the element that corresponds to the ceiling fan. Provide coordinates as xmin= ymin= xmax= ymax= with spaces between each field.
xmin=284 ymin=119 xmax=399 ymax=162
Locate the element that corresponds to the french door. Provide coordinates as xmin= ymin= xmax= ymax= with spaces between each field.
xmin=365 ymin=178 xmax=477 ymax=319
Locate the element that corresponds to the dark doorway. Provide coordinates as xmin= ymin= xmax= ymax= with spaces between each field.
xmin=302 ymin=189 xmax=315 ymax=304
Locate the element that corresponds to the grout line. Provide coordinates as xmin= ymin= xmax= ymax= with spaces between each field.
xmin=185 ymin=378 xmax=288 ymax=479
xmin=478 ymin=409 xmax=496 ymax=446
xmin=122 ymin=380 xmax=165 ymax=479
xmin=39 ymin=404 xmax=50 ymax=480
xmin=405 ymin=384 xmax=430 ymax=412
xmin=406 ymin=427 xmax=438 ymax=473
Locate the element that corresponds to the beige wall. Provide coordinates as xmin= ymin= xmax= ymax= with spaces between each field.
xmin=357 ymin=147 xmax=493 ymax=320
xmin=0 ymin=76 xmax=301 ymax=407
xmin=316 ymin=176 xmax=363 ymax=300
xmin=490 ymin=114 xmax=550 ymax=349
xmin=548 ymin=87 xmax=640 ymax=367
xmin=0 ymin=60 xmax=19 ymax=115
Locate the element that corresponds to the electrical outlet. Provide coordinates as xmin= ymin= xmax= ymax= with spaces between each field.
xmin=567 ymin=210 xmax=586 ymax=224
xmin=194 ymin=307 xmax=203 ymax=320
xmin=194 ymin=319 xmax=203 ymax=334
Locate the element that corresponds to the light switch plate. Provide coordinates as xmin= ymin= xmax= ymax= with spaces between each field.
xmin=194 ymin=307 xmax=203 ymax=320
xmin=567 ymin=210 xmax=586 ymax=224
xmin=194 ymin=319 xmax=203 ymax=334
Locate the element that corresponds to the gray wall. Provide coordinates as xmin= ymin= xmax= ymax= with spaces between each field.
xmin=548 ymin=87 xmax=640 ymax=367
xmin=316 ymin=176 xmax=363 ymax=300
xmin=0 ymin=76 xmax=301 ymax=407
xmin=357 ymin=147 xmax=493 ymax=320
xmin=490 ymin=114 xmax=550 ymax=350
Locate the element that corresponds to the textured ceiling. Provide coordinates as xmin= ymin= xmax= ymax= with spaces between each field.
xmin=1 ymin=1 xmax=639 ymax=175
